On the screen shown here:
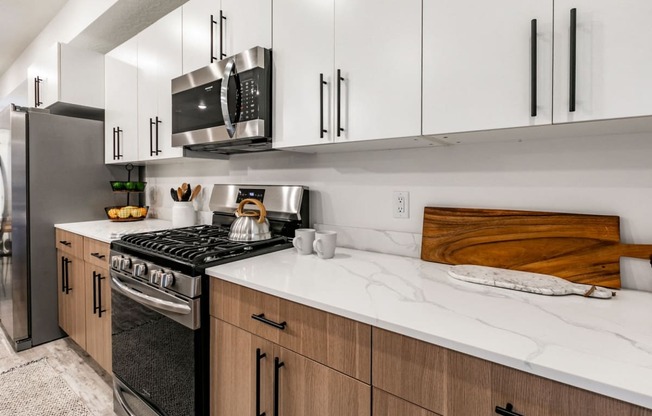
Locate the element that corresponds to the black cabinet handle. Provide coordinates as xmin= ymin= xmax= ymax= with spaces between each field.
xmin=210 ymin=14 xmax=217 ymax=63
xmin=155 ymin=117 xmax=162 ymax=155
xmin=59 ymin=240 xmax=71 ymax=247
xmin=251 ymin=313 xmax=287 ymax=330
xmin=496 ymin=403 xmax=524 ymax=416
xmin=273 ymin=357 xmax=284 ymax=416
xmin=256 ymin=348 xmax=267 ymax=416
xmin=569 ymin=8 xmax=577 ymax=112
xmin=64 ymin=258 xmax=72 ymax=294
xmin=97 ymin=273 xmax=106 ymax=317
xmin=91 ymin=252 xmax=106 ymax=260
xmin=336 ymin=69 xmax=344 ymax=137
xmin=61 ymin=256 xmax=66 ymax=293
xmin=319 ymin=74 xmax=328 ymax=138
xmin=92 ymin=271 xmax=98 ymax=314
xmin=116 ymin=127 xmax=123 ymax=159
xmin=219 ymin=10 xmax=227 ymax=59
xmin=149 ymin=117 xmax=154 ymax=156
xmin=530 ymin=19 xmax=537 ymax=117
xmin=112 ymin=127 xmax=117 ymax=160
xmin=34 ymin=76 xmax=43 ymax=107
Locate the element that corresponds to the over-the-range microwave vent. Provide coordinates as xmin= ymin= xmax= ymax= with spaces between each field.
xmin=184 ymin=137 xmax=274 ymax=156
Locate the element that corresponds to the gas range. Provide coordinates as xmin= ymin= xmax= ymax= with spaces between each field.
xmin=110 ymin=185 xmax=308 ymax=416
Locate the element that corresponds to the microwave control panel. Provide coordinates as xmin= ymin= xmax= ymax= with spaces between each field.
xmin=238 ymin=78 xmax=258 ymax=122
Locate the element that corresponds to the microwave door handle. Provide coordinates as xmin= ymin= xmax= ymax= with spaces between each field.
xmin=220 ymin=59 xmax=236 ymax=138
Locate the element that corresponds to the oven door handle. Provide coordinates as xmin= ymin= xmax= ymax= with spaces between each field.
xmin=113 ymin=382 xmax=139 ymax=416
xmin=111 ymin=276 xmax=192 ymax=315
xmin=220 ymin=58 xmax=236 ymax=138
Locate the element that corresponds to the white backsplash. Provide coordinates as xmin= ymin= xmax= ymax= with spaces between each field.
xmin=145 ymin=131 xmax=652 ymax=292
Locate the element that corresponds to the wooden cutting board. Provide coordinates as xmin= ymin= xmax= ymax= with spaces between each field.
xmin=421 ymin=207 xmax=652 ymax=289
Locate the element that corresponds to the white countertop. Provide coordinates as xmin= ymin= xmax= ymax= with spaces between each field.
xmin=54 ymin=219 xmax=173 ymax=243
xmin=206 ymin=247 xmax=652 ymax=410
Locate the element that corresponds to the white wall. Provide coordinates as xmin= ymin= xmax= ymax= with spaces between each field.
xmin=145 ymin=132 xmax=652 ymax=292
xmin=0 ymin=0 xmax=117 ymax=100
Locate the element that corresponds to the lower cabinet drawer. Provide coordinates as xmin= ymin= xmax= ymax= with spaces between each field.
xmin=55 ymin=229 xmax=83 ymax=258
xmin=83 ymin=237 xmax=110 ymax=268
xmin=372 ymin=327 xmax=447 ymax=415
xmin=373 ymin=388 xmax=440 ymax=416
xmin=210 ymin=278 xmax=371 ymax=383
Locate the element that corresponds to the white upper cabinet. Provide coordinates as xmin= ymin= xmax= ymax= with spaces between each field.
xmin=137 ymin=9 xmax=184 ymax=161
xmin=28 ymin=43 xmax=104 ymax=110
xmin=105 ymin=38 xmax=139 ymax=164
xmin=334 ymin=0 xmax=421 ymax=143
xmin=274 ymin=0 xmax=420 ymax=149
xmin=553 ymin=0 xmax=652 ymax=123
xmin=183 ymin=0 xmax=271 ymax=74
xmin=273 ymin=0 xmax=334 ymax=148
xmin=423 ymin=0 xmax=553 ymax=136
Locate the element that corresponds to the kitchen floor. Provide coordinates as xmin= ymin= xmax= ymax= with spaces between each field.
xmin=0 ymin=327 xmax=115 ymax=415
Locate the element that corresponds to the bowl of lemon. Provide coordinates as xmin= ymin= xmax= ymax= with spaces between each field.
xmin=105 ymin=206 xmax=149 ymax=222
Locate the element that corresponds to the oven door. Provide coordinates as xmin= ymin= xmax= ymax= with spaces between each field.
xmin=111 ymin=270 xmax=203 ymax=416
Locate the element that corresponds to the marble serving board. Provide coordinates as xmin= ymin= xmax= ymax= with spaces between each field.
xmin=448 ymin=265 xmax=614 ymax=299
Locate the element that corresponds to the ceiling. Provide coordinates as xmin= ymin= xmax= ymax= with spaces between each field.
xmin=0 ymin=0 xmax=69 ymax=76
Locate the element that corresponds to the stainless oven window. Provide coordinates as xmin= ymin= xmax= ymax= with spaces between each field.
xmin=111 ymin=272 xmax=202 ymax=416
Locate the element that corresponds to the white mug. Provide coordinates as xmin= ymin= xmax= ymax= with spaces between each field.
xmin=312 ymin=231 xmax=337 ymax=259
xmin=293 ymin=228 xmax=315 ymax=255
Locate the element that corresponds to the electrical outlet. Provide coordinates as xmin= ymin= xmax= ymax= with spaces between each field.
xmin=393 ymin=191 xmax=409 ymax=219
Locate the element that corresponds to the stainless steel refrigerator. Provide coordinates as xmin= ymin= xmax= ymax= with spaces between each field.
xmin=0 ymin=104 xmax=117 ymax=351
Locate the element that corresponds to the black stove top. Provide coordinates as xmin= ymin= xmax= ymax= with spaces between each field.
xmin=112 ymin=224 xmax=291 ymax=274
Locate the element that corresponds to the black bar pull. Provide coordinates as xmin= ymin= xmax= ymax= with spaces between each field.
xmin=251 ymin=313 xmax=287 ymax=330
xmin=116 ymin=127 xmax=123 ymax=159
xmin=35 ymin=77 xmax=43 ymax=107
xmin=59 ymin=240 xmax=71 ymax=247
xmin=91 ymin=252 xmax=106 ymax=260
xmin=112 ymin=127 xmax=117 ymax=160
xmin=155 ymin=116 xmax=162 ymax=155
xmin=337 ymin=69 xmax=344 ymax=137
xmin=92 ymin=271 xmax=98 ymax=315
xmin=319 ymin=74 xmax=328 ymax=138
xmin=210 ymin=14 xmax=217 ymax=63
xmin=61 ymin=256 xmax=66 ymax=293
xmin=495 ymin=403 xmax=524 ymax=416
xmin=256 ymin=348 xmax=267 ymax=416
xmin=569 ymin=8 xmax=577 ymax=112
xmin=64 ymin=259 xmax=72 ymax=294
xmin=149 ymin=117 xmax=154 ymax=156
xmin=273 ymin=357 xmax=284 ymax=416
xmin=220 ymin=10 xmax=227 ymax=59
xmin=530 ymin=19 xmax=537 ymax=117
xmin=97 ymin=273 xmax=106 ymax=317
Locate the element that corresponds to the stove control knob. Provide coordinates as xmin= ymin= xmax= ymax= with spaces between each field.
xmin=133 ymin=263 xmax=148 ymax=278
xmin=111 ymin=256 xmax=122 ymax=269
xmin=149 ymin=270 xmax=162 ymax=285
xmin=120 ymin=257 xmax=132 ymax=271
xmin=160 ymin=272 xmax=175 ymax=288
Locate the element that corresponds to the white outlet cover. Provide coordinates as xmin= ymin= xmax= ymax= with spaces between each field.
xmin=393 ymin=191 xmax=409 ymax=219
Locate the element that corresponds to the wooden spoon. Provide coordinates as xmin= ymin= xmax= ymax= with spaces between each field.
xmin=177 ymin=187 xmax=184 ymax=201
xmin=189 ymin=185 xmax=202 ymax=201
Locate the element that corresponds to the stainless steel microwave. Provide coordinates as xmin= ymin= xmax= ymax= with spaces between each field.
xmin=171 ymin=47 xmax=272 ymax=154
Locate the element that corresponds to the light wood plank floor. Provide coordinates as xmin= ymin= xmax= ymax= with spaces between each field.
xmin=0 ymin=327 xmax=115 ymax=415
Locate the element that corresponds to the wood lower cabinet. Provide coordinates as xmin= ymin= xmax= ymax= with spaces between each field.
xmin=84 ymin=263 xmax=112 ymax=373
xmin=56 ymin=230 xmax=112 ymax=373
xmin=57 ymin=250 xmax=86 ymax=349
xmin=373 ymin=389 xmax=440 ymax=416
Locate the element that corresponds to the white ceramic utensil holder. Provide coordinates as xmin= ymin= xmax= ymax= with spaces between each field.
xmin=172 ymin=201 xmax=195 ymax=227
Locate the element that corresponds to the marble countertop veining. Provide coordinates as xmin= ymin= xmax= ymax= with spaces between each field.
xmin=54 ymin=219 xmax=173 ymax=243
xmin=205 ymin=247 xmax=652 ymax=410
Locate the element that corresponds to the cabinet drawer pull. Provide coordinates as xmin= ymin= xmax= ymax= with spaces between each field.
xmin=219 ymin=10 xmax=227 ymax=59
xmin=319 ymin=73 xmax=328 ymax=138
xmin=495 ymin=403 xmax=524 ymax=416
xmin=59 ymin=240 xmax=72 ymax=247
xmin=210 ymin=14 xmax=217 ymax=63
xmin=116 ymin=127 xmax=123 ymax=159
xmin=530 ymin=18 xmax=537 ymax=117
xmin=336 ymin=69 xmax=344 ymax=137
xmin=273 ymin=357 xmax=284 ymax=416
xmin=569 ymin=8 xmax=577 ymax=112
xmin=91 ymin=252 xmax=106 ymax=260
xmin=251 ymin=313 xmax=287 ymax=330
xmin=256 ymin=348 xmax=267 ymax=416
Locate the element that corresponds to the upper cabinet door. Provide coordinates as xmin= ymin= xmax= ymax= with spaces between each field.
xmin=334 ymin=0 xmax=421 ymax=143
xmin=27 ymin=44 xmax=58 ymax=109
xmin=137 ymin=9 xmax=184 ymax=161
xmin=273 ymin=0 xmax=334 ymax=149
xmin=553 ymin=1 xmax=652 ymax=123
xmin=105 ymin=37 xmax=139 ymax=164
xmin=221 ymin=0 xmax=272 ymax=56
xmin=182 ymin=0 xmax=220 ymax=74
xmin=423 ymin=0 xmax=553 ymax=136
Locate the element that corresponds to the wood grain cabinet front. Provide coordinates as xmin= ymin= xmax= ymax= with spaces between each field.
xmin=55 ymin=229 xmax=84 ymax=258
xmin=57 ymin=250 xmax=86 ymax=349
xmin=84 ymin=262 xmax=112 ymax=373
xmin=373 ymin=388 xmax=440 ymax=416
xmin=211 ymin=278 xmax=371 ymax=382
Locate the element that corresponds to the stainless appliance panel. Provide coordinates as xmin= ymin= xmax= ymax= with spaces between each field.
xmin=171 ymin=119 xmax=266 ymax=147
xmin=209 ymin=184 xmax=307 ymax=221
